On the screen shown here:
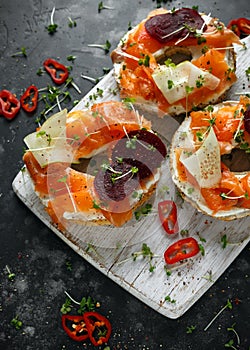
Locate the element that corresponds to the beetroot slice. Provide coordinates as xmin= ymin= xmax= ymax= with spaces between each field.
xmin=94 ymin=160 xmax=140 ymax=202
xmin=111 ymin=129 xmax=167 ymax=179
xmin=145 ymin=8 xmax=206 ymax=44
xmin=94 ymin=129 xmax=167 ymax=203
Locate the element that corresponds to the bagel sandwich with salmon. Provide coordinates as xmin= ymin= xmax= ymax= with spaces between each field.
xmin=111 ymin=7 xmax=241 ymax=115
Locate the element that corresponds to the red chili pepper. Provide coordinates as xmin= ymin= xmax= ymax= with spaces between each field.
xmin=43 ymin=58 xmax=69 ymax=85
xmin=227 ymin=19 xmax=241 ymax=36
xmin=237 ymin=18 xmax=250 ymax=35
xmin=20 ymin=85 xmax=39 ymax=113
xmin=0 ymin=89 xmax=20 ymax=120
xmin=158 ymin=200 xmax=179 ymax=234
xmin=61 ymin=314 xmax=89 ymax=342
xmin=227 ymin=17 xmax=250 ymax=37
xmin=83 ymin=311 xmax=112 ymax=346
xmin=164 ymin=237 xmax=200 ymax=265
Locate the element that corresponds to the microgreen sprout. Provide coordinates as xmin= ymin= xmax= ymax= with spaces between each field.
xmin=77 ymin=296 xmax=97 ymax=314
xmin=110 ymin=166 xmax=138 ymax=184
xmin=81 ymin=68 xmax=110 ymax=84
xmin=134 ymin=203 xmax=153 ymax=220
xmin=64 ymin=77 xmax=82 ymax=94
xmin=46 ymin=7 xmax=58 ymax=34
xmin=43 ymin=90 xmax=71 ymax=116
xmin=11 ymin=316 xmax=23 ymax=330
xmin=63 ymin=291 xmax=99 ymax=314
xmin=5 ymin=265 xmax=15 ymax=281
xmin=164 ymin=266 xmax=172 ymax=276
xmin=168 ymin=80 xmax=174 ymax=89
xmin=186 ymin=325 xmax=196 ymax=333
xmin=60 ymin=297 xmax=72 ymax=314
xmin=161 ymin=26 xmax=185 ymax=40
xmin=221 ymin=234 xmax=228 ymax=249
xmin=225 ymin=323 xmax=240 ymax=349
xmin=126 ymin=135 xmax=137 ymax=149
xmin=138 ymin=54 xmax=150 ymax=67
xmin=92 ymin=200 xmax=101 ymax=209
xmin=196 ymin=74 xmax=205 ymax=88
xmin=65 ymin=260 xmax=72 ymax=271
xmin=67 ymin=55 xmax=76 ymax=63
xmin=204 ymin=299 xmax=232 ymax=331
xmin=132 ymin=243 xmax=157 ymax=272
xmin=98 ymin=2 xmax=114 ymax=12
xmin=36 ymin=67 xmax=44 ymax=76
xmin=224 ymin=339 xmax=237 ymax=349
xmin=68 ymin=17 xmax=77 ymax=28
xmin=81 ymin=74 xmax=100 ymax=84
xmin=185 ymin=85 xmax=194 ymax=94
xmin=220 ymin=192 xmax=246 ymax=201
xmin=165 ymin=295 xmax=176 ymax=304
xmin=164 ymin=58 xmax=176 ymax=68
xmin=199 ymin=244 xmax=205 ymax=256
xmin=11 ymin=47 xmax=27 ymax=58
xmin=88 ymin=40 xmax=111 ymax=53
xmin=202 ymin=270 xmax=214 ymax=283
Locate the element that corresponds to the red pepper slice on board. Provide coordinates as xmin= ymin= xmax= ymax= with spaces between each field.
xmin=227 ymin=17 xmax=250 ymax=37
xmin=164 ymin=237 xmax=200 ymax=265
xmin=0 ymin=89 xmax=20 ymax=120
xmin=20 ymin=85 xmax=39 ymax=113
xmin=83 ymin=311 xmax=112 ymax=346
xmin=61 ymin=314 xmax=89 ymax=342
xmin=158 ymin=200 xmax=179 ymax=234
xmin=43 ymin=58 xmax=69 ymax=85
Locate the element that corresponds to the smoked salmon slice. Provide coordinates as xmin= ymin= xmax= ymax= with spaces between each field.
xmin=66 ymin=101 xmax=151 ymax=160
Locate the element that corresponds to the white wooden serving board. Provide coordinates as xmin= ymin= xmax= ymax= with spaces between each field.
xmin=12 ymin=37 xmax=250 ymax=319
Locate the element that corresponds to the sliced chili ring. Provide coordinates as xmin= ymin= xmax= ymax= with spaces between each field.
xmin=20 ymin=85 xmax=39 ymax=113
xmin=237 ymin=18 xmax=250 ymax=35
xmin=83 ymin=311 xmax=112 ymax=346
xmin=164 ymin=237 xmax=200 ymax=265
xmin=43 ymin=58 xmax=69 ymax=85
xmin=158 ymin=200 xmax=179 ymax=234
xmin=0 ymin=89 xmax=20 ymax=120
xmin=227 ymin=17 xmax=250 ymax=37
xmin=61 ymin=314 xmax=89 ymax=342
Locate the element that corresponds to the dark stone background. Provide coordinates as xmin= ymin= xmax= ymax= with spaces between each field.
xmin=0 ymin=1 xmax=249 ymax=349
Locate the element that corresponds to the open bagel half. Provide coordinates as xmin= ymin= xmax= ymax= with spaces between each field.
xmin=170 ymin=96 xmax=250 ymax=220
xmin=111 ymin=7 xmax=241 ymax=115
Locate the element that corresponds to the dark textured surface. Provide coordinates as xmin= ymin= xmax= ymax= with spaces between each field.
xmin=0 ymin=1 xmax=249 ymax=349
